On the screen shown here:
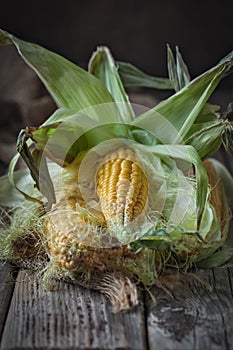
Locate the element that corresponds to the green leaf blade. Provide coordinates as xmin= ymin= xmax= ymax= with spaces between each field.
xmin=89 ymin=46 xmax=134 ymax=122
xmin=144 ymin=144 xmax=209 ymax=231
xmin=0 ymin=29 xmax=115 ymax=111
xmin=167 ymin=45 xmax=179 ymax=92
xmin=175 ymin=46 xmax=191 ymax=89
xmin=197 ymin=247 xmax=233 ymax=268
xmin=118 ymin=61 xmax=172 ymax=89
xmin=137 ymin=59 xmax=232 ymax=144
xmin=184 ymin=121 xmax=226 ymax=159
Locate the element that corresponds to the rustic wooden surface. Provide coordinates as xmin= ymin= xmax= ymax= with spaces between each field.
xmin=147 ymin=268 xmax=233 ymax=350
xmin=1 ymin=265 xmax=233 ymax=349
xmin=0 ymin=264 xmax=17 ymax=341
xmin=0 ymin=271 xmax=147 ymax=350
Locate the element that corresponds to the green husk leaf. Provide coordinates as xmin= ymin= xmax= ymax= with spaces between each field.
xmin=136 ymin=229 xmax=171 ymax=250
xmin=175 ymin=46 xmax=191 ymax=89
xmin=131 ymin=128 xmax=157 ymax=146
xmin=183 ymin=103 xmax=225 ymax=157
xmin=195 ymin=103 xmax=220 ymax=123
xmin=27 ymin=118 xmax=132 ymax=166
xmin=184 ymin=120 xmax=226 ymax=158
xmin=0 ymin=162 xmax=61 ymax=208
xmin=42 ymin=108 xmax=75 ymax=125
xmin=16 ymin=130 xmax=41 ymax=191
xmin=167 ymin=45 xmax=180 ymax=92
xmin=143 ymin=144 xmax=209 ymax=230
xmin=164 ymin=64 xmax=225 ymax=141
xmin=219 ymin=51 xmax=233 ymax=77
xmin=4 ymin=109 xmax=71 ymax=200
xmin=31 ymin=149 xmax=56 ymax=209
xmin=88 ymin=46 xmax=134 ymax=122
xmin=221 ymin=102 xmax=233 ymax=121
xmin=26 ymin=121 xmax=91 ymax=166
xmin=222 ymin=125 xmax=233 ymax=156
xmin=117 ymin=61 xmax=172 ymax=89
xmin=137 ymin=58 xmax=233 ymax=144
xmin=7 ymin=151 xmax=42 ymax=204
xmin=16 ymin=131 xmax=56 ymax=208
xmin=5 ymin=102 xmax=127 ymax=195
xmin=0 ymin=168 xmax=38 ymax=207
xmin=6 ymin=107 xmax=68 ymax=203
xmin=166 ymin=45 xmax=191 ymax=92
xmin=0 ymin=29 xmax=115 ymax=111
xmin=197 ymin=247 xmax=233 ymax=268
xmin=132 ymin=109 xmax=182 ymax=145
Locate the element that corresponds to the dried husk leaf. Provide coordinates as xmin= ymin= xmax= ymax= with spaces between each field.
xmin=203 ymin=159 xmax=230 ymax=239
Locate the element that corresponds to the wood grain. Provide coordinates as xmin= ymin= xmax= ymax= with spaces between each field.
xmin=0 ymin=270 xmax=147 ymax=350
xmin=146 ymin=267 xmax=233 ymax=350
xmin=0 ymin=263 xmax=17 ymax=340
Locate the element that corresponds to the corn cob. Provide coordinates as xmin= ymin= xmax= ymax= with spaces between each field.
xmin=45 ymin=147 xmax=149 ymax=269
xmin=96 ymin=147 xmax=149 ymax=232
xmin=45 ymin=167 xmax=104 ymax=270
xmin=46 ymin=198 xmax=91 ymax=270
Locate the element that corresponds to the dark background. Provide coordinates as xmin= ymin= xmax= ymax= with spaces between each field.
xmin=1 ymin=0 xmax=233 ymax=87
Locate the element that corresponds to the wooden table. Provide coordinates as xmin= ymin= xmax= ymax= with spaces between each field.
xmin=1 ymin=264 xmax=233 ymax=350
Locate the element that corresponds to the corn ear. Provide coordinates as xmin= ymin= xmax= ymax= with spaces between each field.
xmin=96 ymin=147 xmax=148 ymax=230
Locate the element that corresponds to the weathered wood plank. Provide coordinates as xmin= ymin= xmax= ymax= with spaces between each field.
xmin=0 ymin=263 xmax=16 ymax=340
xmin=0 ymin=270 xmax=147 ymax=350
xmin=146 ymin=267 xmax=233 ymax=350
